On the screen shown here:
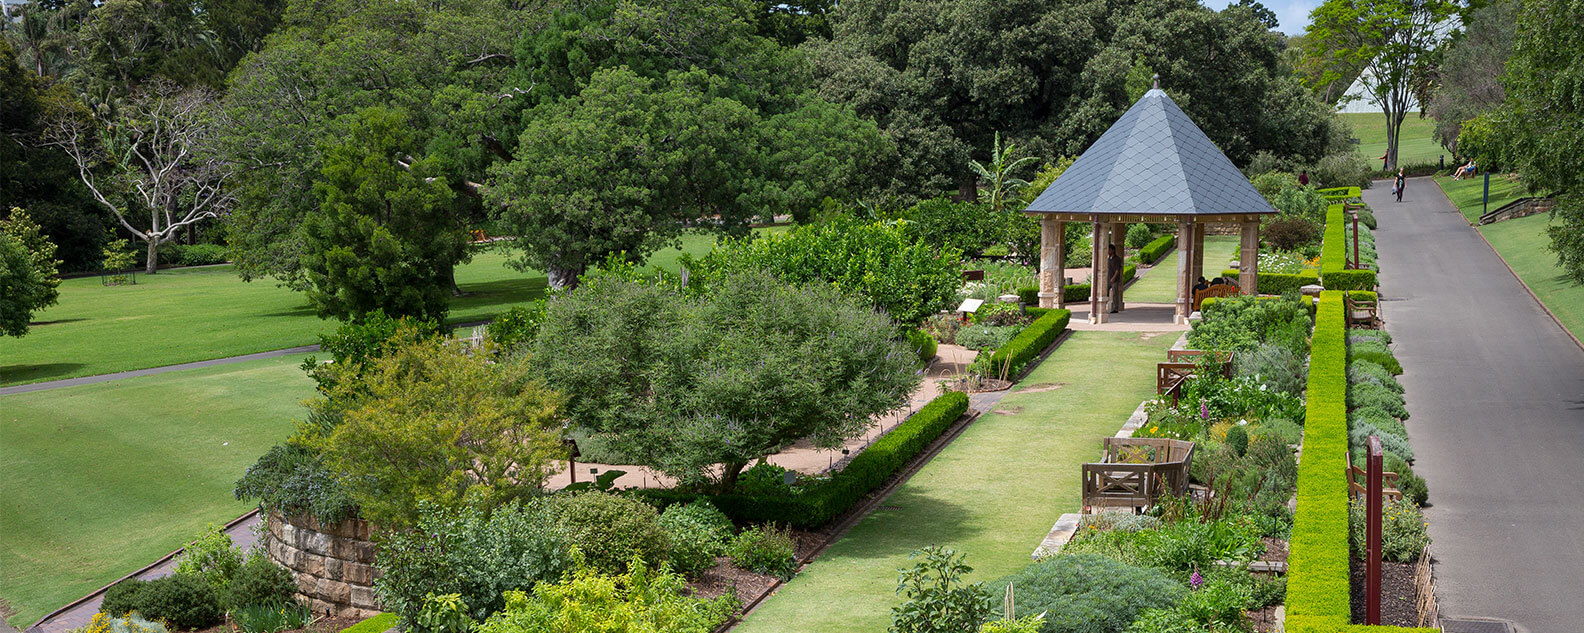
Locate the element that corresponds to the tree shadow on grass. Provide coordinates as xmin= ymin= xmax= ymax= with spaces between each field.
xmin=257 ymin=304 xmax=318 ymax=319
xmin=828 ymin=487 xmax=987 ymax=561
xmin=450 ymin=278 xmax=549 ymax=313
xmin=0 ymin=363 xmax=88 ymax=386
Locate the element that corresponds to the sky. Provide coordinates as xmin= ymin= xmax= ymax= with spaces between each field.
xmin=1201 ymin=0 xmax=1322 ymax=37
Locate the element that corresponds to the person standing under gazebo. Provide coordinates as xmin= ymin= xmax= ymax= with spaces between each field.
xmin=1107 ymin=246 xmax=1123 ymax=313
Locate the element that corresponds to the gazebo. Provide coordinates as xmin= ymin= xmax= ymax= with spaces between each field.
xmin=1023 ymin=84 xmax=1277 ymax=324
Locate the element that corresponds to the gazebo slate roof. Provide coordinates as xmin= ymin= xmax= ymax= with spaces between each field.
xmin=1024 ymin=88 xmax=1277 ymax=217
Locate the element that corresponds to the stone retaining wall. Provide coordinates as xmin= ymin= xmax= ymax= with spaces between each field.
xmin=263 ymin=511 xmax=380 ymax=619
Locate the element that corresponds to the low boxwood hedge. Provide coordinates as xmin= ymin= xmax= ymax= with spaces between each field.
xmin=986 ymin=308 xmax=1072 ymax=378
xmin=1219 ymin=268 xmax=1319 ymax=295
xmin=1323 ymin=269 xmax=1377 ymax=291
xmin=1138 ymin=235 xmax=1175 ymax=265
xmin=635 ymin=390 xmax=971 ymax=528
xmin=1316 ymin=186 xmax=1362 ymax=202
xmin=1016 ymin=264 xmax=1137 ymax=305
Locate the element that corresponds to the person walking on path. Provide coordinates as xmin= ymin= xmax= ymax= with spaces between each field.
xmin=1107 ymin=246 xmax=1123 ymax=313
xmin=1394 ymin=169 xmax=1406 ymax=202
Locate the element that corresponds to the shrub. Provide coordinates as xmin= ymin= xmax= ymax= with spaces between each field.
xmin=374 ymin=501 xmax=573 ymax=624
xmin=1273 ymin=186 xmax=1328 ymax=224
xmin=99 ymin=575 xmax=224 ymax=631
xmin=891 ymin=546 xmax=993 ymax=633
xmin=225 ymin=553 xmax=297 ymax=610
xmin=986 ymin=308 xmax=1071 ymax=378
xmin=1126 ymin=578 xmax=1252 ymax=632
xmin=1265 ymin=215 xmax=1321 ymax=251
xmin=178 ymin=244 xmax=229 ymax=266
xmin=1357 ymin=207 xmax=1378 ymax=230
xmin=726 ymin=525 xmax=797 ymax=579
xmin=658 ymin=503 xmax=735 ymax=577
xmin=974 ymin=301 xmax=1030 ymax=327
xmin=737 ymin=462 xmax=793 ymax=496
xmin=1187 ymin=294 xmax=1312 ymax=355
xmin=1138 ymin=235 xmax=1175 ymax=265
xmin=232 ymin=602 xmax=312 ymax=633
xmin=1322 ymin=268 xmax=1376 ymax=291
xmin=1251 ymin=170 xmax=1299 ymax=199
xmin=988 ymin=554 xmax=1184 ymax=633
xmin=956 ymin=324 xmax=1021 ymax=351
xmin=980 ymin=615 xmax=1047 ymax=633
xmin=1348 ymin=359 xmax=1402 ymax=393
xmin=1235 ymin=341 xmax=1308 ymax=396
xmin=173 ymin=524 xmax=242 ymax=593
xmin=475 ymin=560 xmax=735 ymax=633
xmin=922 ymin=313 xmax=961 ymax=345
xmin=545 ymin=492 xmax=670 ymax=576
xmin=1391 ymin=459 xmax=1430 ymax=507
xmin=1351 ymin=410 xmax=1407 ymax=440
xmin=1348 ymin=339 xmax=1402 ymax=374
xmin=1125 ymin=223 xmax=1154 ymax=249
xmin=1254 ymin=418 xmax=1304 ymax=446
xmin=904 ymin=328 xmax=938 ymax=364
xmin=70 ymin=613 xmax=169 ymax=633
xmin=1225 ymin=425 xmax=1249 ymax=457
xmin=1349 ymin=499 xmax=1431 ymax=563
xmin=1218 ymin=268 xmax=1320 ymax=295
xmin=485 ymin=303 xmax=544 ymax=352
xmin=234 ymin=442 xmax=358 ymax=526
xmin=341 ymin=613 xmax=398 ymax=633
xmin=1350 ymin=421 xmax=1414 ymax=461
xmin=1349 ymin=382 xmax=1408 ymax=420
xmin=1347 ymin=327 xmax=1392 ymax=344
xmin=1076 ymin=513 xmax=1160 ymax=533
xmin=1312 ymin=154 xmax=1370 ymax=189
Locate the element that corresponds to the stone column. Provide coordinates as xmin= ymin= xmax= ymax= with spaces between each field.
xmin=1190 ymin=222 xmax=1206 ymax=284
xmin=1090 ymin=220 xmax=1106 ymax=324
xmin=1038 ymin=217 xmax=1065 ymax=309
xmin=1239 ymin=220 xmax=1260 ymax=294
xmin=1176 ymin=222 xmax=1193 ymax=323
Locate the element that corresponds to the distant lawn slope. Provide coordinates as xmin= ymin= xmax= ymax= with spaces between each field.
xmin=1341 ymin=112 xmax=1444 ymax=166
xmin=1126 ymin=235 xmax=1239 ymax=303
xmin=1433 ymin=174 xmax=1533 ymax=224
xmin=0 ymin=354 xmax=315 ymax=627
xmin=0 ymin=233 xmax=737 ymax=386
xmin=1478 ymin=213 xmax=1584 ymax=343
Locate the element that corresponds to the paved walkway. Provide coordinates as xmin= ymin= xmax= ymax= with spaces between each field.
xmin=1370 ymin=177 xmax=1584 ymax=632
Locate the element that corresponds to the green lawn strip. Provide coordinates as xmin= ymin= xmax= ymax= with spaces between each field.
xmin=1341 ymin=112 xmax=1443 ymax=166
xmin=0 ymin=354 xmax=315 ymax=627
xmin=1432 ymin=174 xmax=1532 ymax=224
xmin=1478 ymin=214 xmax=1584 ymax=342
xmin=1126 ymin=235 xmax=1239 ymax=303
xmin=0 ymin=233 xmax=738 ymax=386
xmin=734 ymin=330 xmax=1175 ymax=633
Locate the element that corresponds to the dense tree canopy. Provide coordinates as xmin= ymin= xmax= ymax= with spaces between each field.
xmin=534 ymin=269 xmax=920 ymax=492
xmin=806 ymin=0 xmax=1347 ymax=199
xmin=1426 ymin=0 xmax=1517 ymax=153
xmin=0 ymin=208 xmax=63 ymax=338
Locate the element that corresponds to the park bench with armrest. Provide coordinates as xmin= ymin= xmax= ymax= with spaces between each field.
xmin=1082 ymin=438 xmax=1195 ymax=513
xmin=1345 ymin=293 xmax=1382 ymax=329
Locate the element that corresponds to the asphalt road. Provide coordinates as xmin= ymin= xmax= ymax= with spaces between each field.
xmin=1370 ymin=177 xmax=1584 ymax=632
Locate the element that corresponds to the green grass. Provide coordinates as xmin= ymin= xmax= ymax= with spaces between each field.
xmin=734 ymin=330 xmax=1175 ymax=633
xmin=0 ymin=354 xmax=316 ymax=627
xmin=0 ymin=233 xmax=739 ymax=386
xmin=1126 ymin=235 xmax=1240 ymax=303
xmin=1433 ymin=174 xmax=1533 ymax=224
xmin=1478 ymin=213 xmax=1584 ymax=343
xmin=1340 ymin=112 xmax=1445 ymax=167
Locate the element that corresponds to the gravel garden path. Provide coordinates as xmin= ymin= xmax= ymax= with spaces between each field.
xmin=1369 ymin=177 xmax=1584 ymax=632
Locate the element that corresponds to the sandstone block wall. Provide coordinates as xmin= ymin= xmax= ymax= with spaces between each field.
xmin=264 ymin=512 xmax=381 ymax=619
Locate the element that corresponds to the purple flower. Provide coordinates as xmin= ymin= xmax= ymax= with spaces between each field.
xmin=1190 ymin=569 xmax=1204 ymax=589
xmin=1199 ymin=402 xmax=1210 ymax=420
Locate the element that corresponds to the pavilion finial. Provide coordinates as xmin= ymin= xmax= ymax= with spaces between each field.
xmin=1152 ymin=73 xmax=1159 ymax=90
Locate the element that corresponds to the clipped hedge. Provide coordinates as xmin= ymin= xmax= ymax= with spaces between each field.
xmin=904 ymin=328 xmax=938 ymax=364
xmin=987 ymin=308 xmax=1072 ymax=378
xmin=1316 ymin=186 xmax=1362 ymax=202
xmin=636 ymin=391 xmax=971 ymax=528
xmin=1138 ymin=235 xmax=1176 ymax=265
xmin=1323 ymin=269 xmax=1377 ymax=291
xmin=1286 ymin=291 xmax=1351 ymax=623
xmin=1016 ymin=264 xmax=1137 ymax=305
xmin=1320 ymin=203 xmax=1378 ymax=290
xmin=1219 ymin=268 xmax=1320 ymax=295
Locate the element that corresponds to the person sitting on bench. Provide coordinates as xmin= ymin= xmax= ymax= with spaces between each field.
xmin=1192 ymin=277 xmax=1209 ymax=292
xmin=1453 ymin=160 xmax=1476 ymax=180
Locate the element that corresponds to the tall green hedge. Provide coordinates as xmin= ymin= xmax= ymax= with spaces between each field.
xmin=1138 ymin=235 xmax=1176 ymax=265
xmin=635 ymin=391 xmax=971 ymax=528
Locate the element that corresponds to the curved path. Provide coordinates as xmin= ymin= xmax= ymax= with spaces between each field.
xmin=1370 ymin=177 xmax=1584 ymax=632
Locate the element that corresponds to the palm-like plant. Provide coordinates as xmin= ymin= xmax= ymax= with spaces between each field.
xmin=968 ymin=132 xmax=1039 ymax=213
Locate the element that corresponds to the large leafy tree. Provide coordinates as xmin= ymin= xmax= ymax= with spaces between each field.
xmin=534 ymin=269 xmax=920 ymax=492
xmin=1471 ymin=0 xmax=1584 ymax=283
xmin=302 ymin=107 xmax=466 ymax=322
xmin=1304 ymin=0 xmax=1458 ymax=170
xmin=0 ymin=208 xmax=63 ymax=338
xmin=1426 ymin=0 xmax=1517 ymax=153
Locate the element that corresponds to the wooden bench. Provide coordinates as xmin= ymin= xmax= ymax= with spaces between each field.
xmin=1157 ymin=351 xmax=1234 ymax=405
xmin=1345 ymin=293 xmax=1382 ymax=329
xmin=1193 ymin=284 xmax=1240 ymax=311
xmin=1083 ymin=438 xmax=1195 ymax=513
xmin=1345 ymin=450 xmax=1402 ymax=502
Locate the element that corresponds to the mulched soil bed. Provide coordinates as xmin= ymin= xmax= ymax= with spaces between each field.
xmin=1350 ymin=556 xmax=1421 ymax=627
xmin=1260 ymin=537 xmax=1289 ymax=564
xmin=942 ymin=377 xmax=1012 ymax=392
xmin=687 ymin=531 xmax=823 ymax=606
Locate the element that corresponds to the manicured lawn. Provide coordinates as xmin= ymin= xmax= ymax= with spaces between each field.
xmin=0 ymin=233 xmax=738 ymax=386
xmin=1341 ymin=112 xmax=1444 ymax=167
xmin=1479 ymin=213 xmax=1584 ymax=343
xmin=1433 ymin=174 xmax=1533 ymax=224
xmin=735 ymin=330 xmax=1175 ymax=633
xmin=0 ymin=354 xmax=315 ymax=627
xmin=1126 ymin=235 xmax=1239 ymax=303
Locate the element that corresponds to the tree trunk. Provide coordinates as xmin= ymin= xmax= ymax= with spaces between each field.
xmin=546 ymin=263 xmax=582 ymax=290
xmin=957 ymin=178 xmax=979 ymax=203
xmin=717 ymin=460 xmax=749 ymax=494
xmin=145 ymin=238 xmax=159 ymax=274
xmin=444 ymin=262 xmax=462 ymax=297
